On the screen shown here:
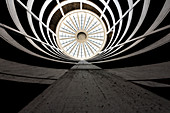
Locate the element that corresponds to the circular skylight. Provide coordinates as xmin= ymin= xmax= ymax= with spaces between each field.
xmin=56 ymin=10 xmax=107 ymax=60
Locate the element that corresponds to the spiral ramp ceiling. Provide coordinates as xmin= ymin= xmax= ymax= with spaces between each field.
xmin=0 ymin=0 xmax=170 ymax=113
xmin=0 ymin=0 xmax=169 ymax=64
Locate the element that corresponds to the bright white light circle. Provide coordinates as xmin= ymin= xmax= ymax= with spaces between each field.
xmin=56 ymin=10 xmax=107 ymax=60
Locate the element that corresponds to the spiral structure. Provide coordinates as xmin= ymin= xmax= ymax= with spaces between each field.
xmin=0 ymin=1 xmax=170 ymax=112
xmin=0 ymin=0 xmax=170 ymax=64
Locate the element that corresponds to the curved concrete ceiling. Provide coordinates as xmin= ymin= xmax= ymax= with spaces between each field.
xmin=0 ymin=0 xmax=170 ymax=64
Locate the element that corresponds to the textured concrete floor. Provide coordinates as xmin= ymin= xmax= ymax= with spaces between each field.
xmin=19 ymin=70 xmax=170 ymax=113
xmin=106 ymin=61 xmax=170 ymax=80
xmin=0 ymin=58 xmax=170 ymax=112
xmin=106 ymin=61 xmax=170 ymax=87
xmin=0 ymin=58 xmax=68 ymax=84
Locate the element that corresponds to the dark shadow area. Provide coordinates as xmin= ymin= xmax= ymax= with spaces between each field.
xmin=0 ymin=38 xmax=74 ymax=69
xmin=0 ymin=79 xmax=49 ymax=113
xmin=134 ymin=83 xmax=170 ymax=101
xmin=152 ymin=78 xmax=170 ymax=85
xmin=95 ymin=42 xmax=170 ymax=69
